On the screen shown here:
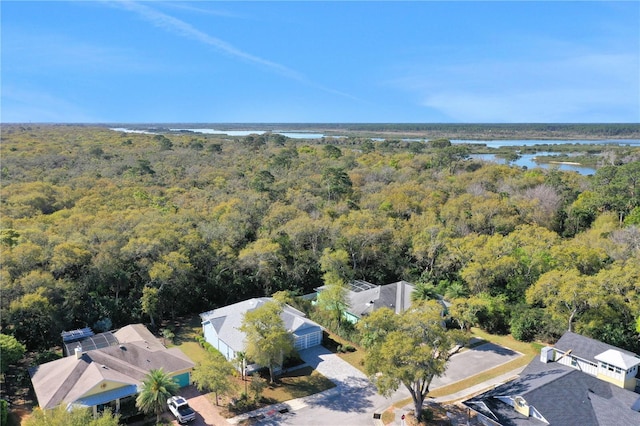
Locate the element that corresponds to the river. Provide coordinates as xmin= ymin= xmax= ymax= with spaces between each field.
xmin=112 ymin=127 xmax=639 ymax=175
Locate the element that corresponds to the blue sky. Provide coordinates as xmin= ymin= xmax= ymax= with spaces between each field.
xmin=2 ymin=1 xmax=639 ymax=123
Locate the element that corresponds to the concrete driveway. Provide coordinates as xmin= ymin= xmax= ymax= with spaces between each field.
xmin=431 ymin=342 xmax=521 ymax=388
xmin=235 ymin=345 xmax=407 ymax=426
xmin=232 ymin=342 xmax=522 ymax=425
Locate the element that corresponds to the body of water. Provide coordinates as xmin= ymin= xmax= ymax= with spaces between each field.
xmin=451 ymin=139 xmax=640 ymax=148
xmin=111 ymin=127 xmax=638 ymax=176
xmin=168 ymin=128 xmax=332 ymax=139
xmin=113 ymin=127 xmax=639 ymax=146
xmin=470 ymin=153 xmax=596 ymax=175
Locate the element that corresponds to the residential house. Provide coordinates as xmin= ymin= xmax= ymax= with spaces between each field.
xmin=29 ymin=324 xmax=194 ymax=417
xmin=463 ymin=331 xmax=640 ymax=425
xmin=343 ymin=280 xmax=414 ymax=323
xmin=200 ymin=297 xmax=323 ymax=366
xmin=316 ymin=279 xmax=449 ymax=323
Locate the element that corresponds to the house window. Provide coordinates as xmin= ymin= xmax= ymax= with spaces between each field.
xmin=571 ymin=357 xmax=578 ymax=367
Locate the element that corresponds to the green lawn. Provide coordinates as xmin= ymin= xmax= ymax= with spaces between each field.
xmin=164 ymin=316 xmax=209 ymax=364
xmin=262 ymin=367 xmax=336 ymax=401
xmin=321 ymin=331 xmax=367 ymax=373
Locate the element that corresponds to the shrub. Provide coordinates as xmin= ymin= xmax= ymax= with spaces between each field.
xmin=0 ymin=399 xmax=8 ymax=426
xmin=33 ymin=350 xmax=61 ymax=365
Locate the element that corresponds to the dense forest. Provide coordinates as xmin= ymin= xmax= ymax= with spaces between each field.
xmin=1 ymin=124 xmax=639 ymax=354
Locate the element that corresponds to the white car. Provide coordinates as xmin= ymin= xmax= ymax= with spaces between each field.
xmin=167 ymin=396 xmax=196 ymax=424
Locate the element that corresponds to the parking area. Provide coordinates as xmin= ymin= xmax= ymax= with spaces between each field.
xmin=431 ymin=342 xmax=521 ymax=388
xmin=167 ymin=385 xmax=230 ymax=426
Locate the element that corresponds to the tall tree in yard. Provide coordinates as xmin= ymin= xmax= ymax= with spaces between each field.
xmin=316 ymin=248 xmax=351 ymax=327
xmin=358 ymin=301 xmax=467 ymax=421
xmin=240 ymin=300 xmax=294 ymax=384
xmin=141 ymin=286 xmax=159 ymax=328
xmin=135 ymin=368 xmax=179 ymax=424
xmin=192 ymin=350 xmax=237 ymax=405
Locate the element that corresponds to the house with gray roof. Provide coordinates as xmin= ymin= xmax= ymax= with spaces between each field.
xmin=463 ymin=331 xmax=640 ymax=425
xmin=29 ymin=324 xmax=194 ymax=417
xmin=316 ymin=280 xmax=449 ymax=323
xmin=200 ymin=297 xmax=323 ymax=366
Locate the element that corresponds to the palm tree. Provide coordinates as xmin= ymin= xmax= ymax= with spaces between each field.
xmin=411 ymin=281 xmax=438 ymax=302
xmin=135 ymin=368 xmax=179 ymax=424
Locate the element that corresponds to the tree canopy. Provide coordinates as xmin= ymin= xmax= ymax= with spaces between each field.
xmin=0 ymin=333 xmax=26 ymax=373
xmin=357 ymin=301 xmax=467 ymax=420
xmin=0 ymin=125 xmax=638 ymax=353
xmin=240 ymin=300 xmax=294 ymax=383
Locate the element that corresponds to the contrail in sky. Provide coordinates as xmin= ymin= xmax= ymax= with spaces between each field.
xmin=111 ymin=0 xmax=360 ymax=101
xmin=113 ymin=0 xmax=304 ymax=81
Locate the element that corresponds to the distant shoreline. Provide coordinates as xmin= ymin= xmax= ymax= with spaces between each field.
xmin=3 ymin=122 xmax=639 ymax=140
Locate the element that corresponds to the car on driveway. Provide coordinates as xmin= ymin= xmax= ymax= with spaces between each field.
xmin=167 ymin=396 xmax=196 ymax=424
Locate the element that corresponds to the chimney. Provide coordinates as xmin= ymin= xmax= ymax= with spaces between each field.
xmin=75 ymin=345 xmax=83 ymax=360
xmin=540 ymin=346 xmax=553 ymax=363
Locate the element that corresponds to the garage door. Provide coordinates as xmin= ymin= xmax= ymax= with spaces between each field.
xmin=172 ymin=372 xmax=191 ymax=388
xmin=295 ymin=331 xmax=322 ymax=350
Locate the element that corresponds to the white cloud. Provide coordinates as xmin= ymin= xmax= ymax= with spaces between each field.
xmin=112 ymin=0 xmax=305 ymax=82
xmin=422 ymin=88 xmax=634 ymax=123
xmin=392 ymin=51 xmax=639 ymax=122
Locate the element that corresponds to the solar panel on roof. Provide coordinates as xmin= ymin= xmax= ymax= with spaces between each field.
xmin=61 ymin=327 xmax=94 ymax=342
xmin=63 ymin=331 xmax=119 ymax=356
xmin=349 ymin=280 xmax=377 ymax=293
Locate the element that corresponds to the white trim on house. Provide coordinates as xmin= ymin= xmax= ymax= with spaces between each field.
xmin=200 ymin=298 xmax=323 ymax=366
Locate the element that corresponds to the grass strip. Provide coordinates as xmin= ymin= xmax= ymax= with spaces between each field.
xmin=393 ymin=329 xmax=544 ymax=408
xmin=428 ymin=355 xmax=534 ymax=399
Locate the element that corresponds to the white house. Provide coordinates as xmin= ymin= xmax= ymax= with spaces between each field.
xmin=200 ymin=297 xmax=323 ymax=365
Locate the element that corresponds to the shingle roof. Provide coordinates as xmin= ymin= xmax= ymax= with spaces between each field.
xmin=199 ymin=298 xmax=323 ymax=352
xmin=29 ymin=324 xmax=194 ymax=410
xmin=346 ymin=280 xmax=415 ymax=317
xmin=463 ymin=333 xmax=640 ymax=426
xmin=554 ymin=331 xmax=637 ymax=365
xmin=113 ymin=323 xmax=165 ymax=351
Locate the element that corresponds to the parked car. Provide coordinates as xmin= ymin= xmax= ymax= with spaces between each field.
xmin=167 ymin=396 xmax=196 ymax=424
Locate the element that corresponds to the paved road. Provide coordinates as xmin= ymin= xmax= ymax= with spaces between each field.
xmin=253 ymin=345 xmax=407 ymax=426
xmin=231 ymin=342 xmax=522 ymax=426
